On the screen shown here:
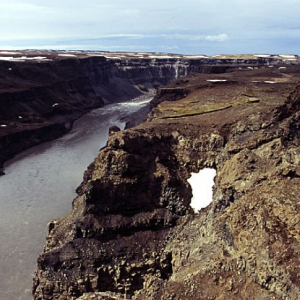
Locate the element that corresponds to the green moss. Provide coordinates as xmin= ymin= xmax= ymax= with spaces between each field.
xmin=159 ymin=97 xmax=260 ymax=119
xmin=159 ymin=104 xmax=232 ymax=119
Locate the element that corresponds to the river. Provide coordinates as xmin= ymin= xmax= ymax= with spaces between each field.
xmin=0 ymin=95 xmax=152 ymax=300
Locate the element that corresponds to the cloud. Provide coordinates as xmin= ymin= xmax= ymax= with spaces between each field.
xmin=204 ymin=34 xmax=229 ymax=42
xmin=159 ymin=33 xmax=229 ymax=42
xmin=83 ymin=33 xmax=229 ymax=43
xmin=0 ymin=2 xmax=48 ymax=12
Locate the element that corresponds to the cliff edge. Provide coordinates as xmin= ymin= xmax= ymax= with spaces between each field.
xmin=33 ymin=64 xmax=300 ymax=300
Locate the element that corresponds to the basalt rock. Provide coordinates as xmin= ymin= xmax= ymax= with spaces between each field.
xmin=33 ymin=65 xmax=300 ymax=300
xmin=1 ymin=52 xmax=299 ymax=170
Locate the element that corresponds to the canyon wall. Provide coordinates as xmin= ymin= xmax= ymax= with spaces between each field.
xmin=32 ymin=63 xmax=300 ymax=300
xmin=1 ymin=53 xmax=298 ymax=171
xmin=0 ymin=56 xmax=189 ymax=171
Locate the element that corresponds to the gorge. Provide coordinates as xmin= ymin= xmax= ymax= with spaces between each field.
xmin=0 ymin=51 xmax=300 ymax=300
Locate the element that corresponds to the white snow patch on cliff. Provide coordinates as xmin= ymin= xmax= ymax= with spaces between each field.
xmin=58 ymin=54 xmax=77 ymax=57
xmin=207 ymin=79 xmax=227 ymax=82
xmin=279 ymin=55 xmax=296 ymax=58
xmin=254 ymin=54 xmax=271 ymax=58
xmin=0 ymin=56 xmax=14 ymax=61
xmin=0 ymin=56 xmax=47 ymax=61
xmin=186 ymin=55 xmax=209 ymax=59
xmin=188 ymin=168 xmax=216 ymax=213
xmin=0 ymin=51 xmax=19 ymax=55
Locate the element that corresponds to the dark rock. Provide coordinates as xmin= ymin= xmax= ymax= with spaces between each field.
xmin=108 ymin=126 xmax=121 ymax=135
xmin=33 ymin=65 xmax=300 ymax=300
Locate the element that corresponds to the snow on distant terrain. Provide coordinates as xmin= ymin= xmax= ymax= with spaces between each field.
xmin=0 ymin=51 xmax=19 ymax=55
xmin=148 ymin=55 xmax=175 ymax=59
xmin=0 ymin=56 xmax=47 ymax=61
xmin=188 ymin=168 xmax=216 ymax=213
xmin=0 ymin=57 xmax=14 ymax=61
xmin=58 ymin=54 xmax=77 ymax=57
xmin=207 ymin=79 xmax=227 ymax=82
xmin=279 ymin=55 xmax=296 ymax=58
xmin=254 ymin=54 xmax=271 ymax=58
xmin=185 ymin=55 xmax=209 ymax=59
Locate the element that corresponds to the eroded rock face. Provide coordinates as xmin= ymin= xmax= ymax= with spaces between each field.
xmin=34 ymin=67 xmax=300 ymax=300
xmin=1 ymin=52 xmax=299 ymax=170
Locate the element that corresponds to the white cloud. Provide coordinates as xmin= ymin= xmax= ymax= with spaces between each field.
xmin=89 ymin=33 xmax=229 ymax=43
xmin=95 ymin=34 xmax=146 ymax=39
xmin=0 ymin=2 xmax=48 ymax=12
xmin=204 ymin=34 xmax=229 ymax=42
xmin=155 ymin=33 xmax=229 ymax=42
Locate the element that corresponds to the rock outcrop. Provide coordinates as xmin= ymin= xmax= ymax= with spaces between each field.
xmin=33 ymin=64 xmax=300 ymax=300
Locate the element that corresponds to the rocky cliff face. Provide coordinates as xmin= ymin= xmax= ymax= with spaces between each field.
xmin=0 ymin=55 xmax=189 ymax=171
xmin=1 ymin=51 xmax=299 ymax=172
xmin=33 ymin=65 xmax=300 ymax=300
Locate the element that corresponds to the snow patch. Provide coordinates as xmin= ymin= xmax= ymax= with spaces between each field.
xmin=52 ymin=103 xmax=59 ymax=107
xmin=207 ymin=79 xmax=227 ymax=82
xmin=188 ymin=168 xmax=216 ymax=213
xmin=0 ymin=56 xmax=47 ymax=61
xmin=58 ymin=54 xmax=77 ymax=57
xmin=279 ymin=55 xmax=296 ymax=58
xmin=104 ymin=56 xmax=122 ymax=60
xmin=186 ymin=55 xmax=209 ymax=59
xmin=0 ymin=56 xmax=14 ymax=61
xmin=264 ymin=81 xmax=276 ymax=84
xmin=0 ymin=124 xmax=7 ymax=127
xmin=254 ymin=54 xmax=270 ymax=58
xmin=148 ymin=55 xmax=174 ymax=59
xmin=0 ymin=51 xmax=19 ymax=55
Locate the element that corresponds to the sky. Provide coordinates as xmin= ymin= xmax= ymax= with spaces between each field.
xmin=0 ymin=0 xmax=300 ymax=54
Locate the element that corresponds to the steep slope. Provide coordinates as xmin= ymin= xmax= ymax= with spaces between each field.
xmin=33 ymin=66 xmax=300 ymax=300
xmin=1 ymin=52 xmax=299 ymax=173
xmin=0 ymin=55 xmax=186 ymax=172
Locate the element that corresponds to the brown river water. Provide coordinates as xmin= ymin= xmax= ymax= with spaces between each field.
xmin=0 ymin=95 xmax=152 ymax=300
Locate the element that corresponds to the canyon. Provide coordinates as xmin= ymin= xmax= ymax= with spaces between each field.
xmin=1 ymin=51 xmax=299 ymax=173
xmin=0 ymin=51 xmax=300 ymax=300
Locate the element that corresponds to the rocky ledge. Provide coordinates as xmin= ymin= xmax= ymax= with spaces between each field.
xmin=32 ymin=63 xmax=300 ymax=300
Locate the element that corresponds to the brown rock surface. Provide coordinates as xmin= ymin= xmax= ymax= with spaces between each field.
xmin=33 ymin=64 xmax=300 ymax=300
